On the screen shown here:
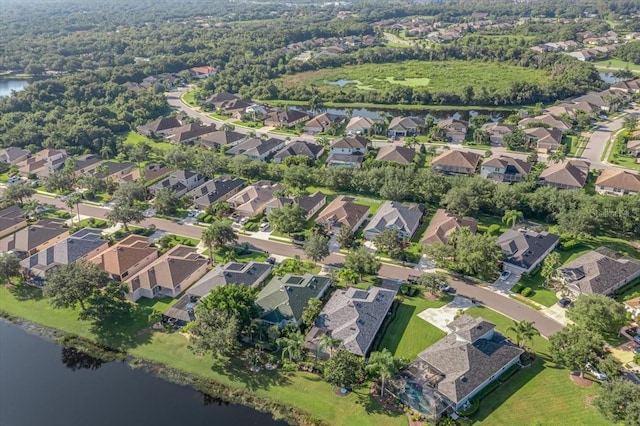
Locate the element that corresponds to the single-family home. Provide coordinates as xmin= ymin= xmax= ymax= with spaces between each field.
xmin=0 ymin=205 xmax=28 ymax=239
xmin=497 ymin=229 xmax=560 ymax=275
xmin=303 ymin=112 xmax=345 ymax=135
xmin=71 ymin=154 xmax=103 ymax=176
xmin=165 ymin=123 xmax=217 ymax=144
xmin=595 ymin=169 xmax=640 ymax=195
xmin=537 ymin=160 xmax=589 ymax=190
xmin=627 ymin=139 xmax=640 ymax=158
xmin=0 ymin=218 xmax=68 ymax=257
xmin=189 ymin=65 xmax=217 ymax=79
xmin=264 ymin=109 xmax=310 ymax=128
xmin=203 ymin=92 xmax=242 ymax=110
xmin=273 ymin=140 xmax=324 ymax=163
xmin=387 ymin=116 xmax=424 ymax=138
xmin=327 ymin=135 xmax=369 ymax=168
xmin=186 ymin=176 xmax=246 ymax=210
xmin=481 ymin=122 xmax=514 ymax=146
xmin=611 ymin=79 xmax=640 ymax=94
xmin=148 ymin=170 xmax=206 ymax=197
xmin=136 ymin=116 xmax=182 ymax=137
xmin=375 ymin=145 xmax=416 ymax=164
xmin=524 ymin=127 xmax=564 ymax=153
xmin=572 ymin=92 xmax=611 ymax=112
xmin=126 ymin=245 xmax=208 ymax=302
xmin=226 ymin=137 xmax=286 ymax=161
xmin=88 ymin=235 xmax=158 ymax=281
xmin=624 ymin=296 xmax=640 ymax=320
xmin=305 ymin=286 xmax=397 ymax=357
xmin=256 ymin=274 xmax=332 ymax=327
xmin=390 ymin=315 xmax=523 ymax=418
xmin=197 ymin=130 xmax=246 ymax=150
xmin=364 ymin=201 xmax=423 ymax=241
xmin=437 ymin=118 xmax=468 ymax=143
xmin=559 ymin=247 xmax=640 ymax=297
xmin=316 ymin=195 xmax=370 ymax=233
xmin=226 ymin=180 xmax=285 ymax=217
xmin=20 ymin=228 xmax=109 ymax=279
xmin=480 ymin=155 xmax=532 ymax=183
xmin=265 ymin=191 xmax=327 ymax=220
xmin=345 ymin=116 xmax=378 ymax=136
xmin=431 ymin=150 xmax=480 ymax=176
xmin=0 ymin=147 xmax=30 ymax=165
xmin=120 ymin=163 xmax=170 ymax=184
xmin=163 ymin=261 xmax=274 ymax=325
xmin=422 ymin=209 xmax=478 ymax=246
xmin=84 ymin=161 xmax=136 ymax=182
xmin=18 ymin=149 xmax=67 ymax=178
xmin=221 ymin=98 xmax=257 ymax=120
xmin=518 ymin=114 xmax=571 ymax=132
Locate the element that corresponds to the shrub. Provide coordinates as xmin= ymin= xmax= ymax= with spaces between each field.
xmin=487 ymin=224 xmax=501 ymax=236
xmin=521 ymin=287 xmax=533 ymax=297
xmin=561 ymin=239 xmax=582 ymax=250
xmin=458 ymin=399 xmax=479 ymax=416
xmin=511 ymin=282 xmax=524 ymax=293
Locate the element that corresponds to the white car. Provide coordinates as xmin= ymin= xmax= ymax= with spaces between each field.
xmin=259 ymin=222 xmax=270 ymax=232
xmin=586 ymin=363 xmax=607 ymax=381
xmin=239 ymin=217 xmax=249 ymax=225
xmin=499 ymin=270 xmax=511 ymax=281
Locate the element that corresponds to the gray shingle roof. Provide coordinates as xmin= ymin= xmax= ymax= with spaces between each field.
xmin=187 ymin=177 xmax=246 ymax=208
xmin=364 ymin=201 xmax=423 ymax=238
xmin=497 ymin=229 xmax=560 ymax=271
xmin=226 ymin=137 xmax=285 ymax=157
xmin=189 ymin=261 xmax=273 ymax=296
xmin=375 ymin=145 xmax=416 ymax=164
xmin=0 ymin=218 xmax=67 ymax=253
xmin=273 ymin=141 xmax=324 ymax=161
xmin=197 ymin=131 xmax=246 ymax=149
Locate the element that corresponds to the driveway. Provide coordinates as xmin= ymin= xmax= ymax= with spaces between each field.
xmin=488 ymin=272 xmax=520 ymax=295
xmin=417 ymin=296 xmax=478 ymax=332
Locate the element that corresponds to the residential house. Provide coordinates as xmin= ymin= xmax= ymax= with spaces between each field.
xmin=226 ymin=180 xmax=285 ymax=217
xmin=624 ymin=296 xmax=640 ymax=320
xmin=572 ymin=92 xmax=611 ymax=112
xmin=345 ymin=116 xmax=378 ymax=136
xmin=391 ymin=315 xmax=523 ymax=418
xmin=546 ymin=101 xmax=598 ymax=119
xmin=165 ymin=123 xmax=217 ymax=144
xmin=375 ymin=145 xmax=415 ymax=164
xmin=523 ymin=127 xmax=564 ymax=153
xmin=559 ymin=247 xmax=640 ymax=297
xmin=387 ymin=116 xmax=424 ymax=138
xmin=537 ymin=160 xmax=589 ymax=190
xmin=0 ymin=205 xmax=27 ymax=239
xmin=120 ymin=163 xmax=170 ymax=184
xmin=197 ymin=131 xmax=246 ymax=150
xmin=303 ymin=112 xmax=345 ymax=135
xmin=71 ymin=154 xmax=103 ymax=176
xmin=0 ymin=218 xmax=68 ymax=257
xmin=627 ymin=139 xmax=640 ymax=158
xmin=265 ymin=191 xmax=327 ymax=220
xmin=264 ymin=109 xmax=310 ymax=128
xmin=364 ymin=201 xmax=423 ymax=241
xmin=203 ymin=92 xmax=242 ymax=110
xmin=256 ymin=274 xmax=332 ymax=327
xmin=163 ymin=261 xmax=273 ymax=325
xmin=316 ymin=195 xmax=370 ymax=232
xmin=189 ymin=65 xmax=216 ymax=79
xmin=327 ymin=136 xmax=369 ymax=168
xmin=611 ymin=79 xmax=640 ymax=94
xmin=595 ymin=169 xmax=640 ymax=195
xmin=421 ymin=209 xmax=478 ymax=246
xmin=497 ymin=229 xmax=560 ymax=275
xmin=18 ymin=149 xmax=67 ymax=178
xmin=480 ymin=155 xmax=532 ymax=183
xmin=20 ymin=228 xmax=109 ymax=279
xmin=305 ymin=286 xmax=397 ymax=357
xmin=221 ymin=98 xmax=257 ymax=120
xmin=226 ymin=137 xmax=286 ymax=161
xmin=0 ymin=147 xmax=30 ymax=165
xmin=136 ymin=116 xmax=182 ymax=137
xmin=518 ymin=114 xmax=571 ymax=132
xmin=431 ymin=150 xmax=480 ymax=176
xmin=273 ymin=141 xmax=324 ymax=163
xmin=437 ymin=118 xmax=468 ymax=143
xmin=126 ymin=245 xmax=208 ymax=302
xmin=148 ymin=170 xmax=206 ymax=197
xmin=85 ymin=161 xmax=136 ymax=182
xmin=481 ymin=122 xmax=514 ymax=146
xmin=186 ymin=176 xmax=246 ymax=210
xmin=88 ymin=235 xmax=158 ymax=281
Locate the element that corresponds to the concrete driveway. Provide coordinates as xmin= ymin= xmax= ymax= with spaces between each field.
xmin=417 ymin=296 xmax=477 ymax=332
xmin=488 ymin=272 xmax=520 ymax=295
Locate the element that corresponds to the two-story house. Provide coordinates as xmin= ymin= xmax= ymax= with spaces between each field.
xmin=364 ymin=201 xmax=423 ymax=241
xmin=327 ymin=136 xmax=369 ymax=168
xmin=480 ymin=155 xmax=532 ymax=183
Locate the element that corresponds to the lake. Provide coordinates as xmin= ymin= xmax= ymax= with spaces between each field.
xmin=0 ymin=79 xmax=29 ymax=97
xmin=0 ymin=321 xmax=286 ymax=426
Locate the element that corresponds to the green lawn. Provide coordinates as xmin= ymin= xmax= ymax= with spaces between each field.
xmin=374 ymin=295 xmax=450 ymax=360
xmin=232 ymin=120 xmax=264 ymax=129
xmin=353 ymin=198 xmax=383 ymax=215
xmin=181 ymin=89 xmax=197 ymax=106
xmin=258 ymin=99 xmax=518 ymax=112
xmin=210 ymin=113 xmax=229 ymax=120
xmin=123 ymin=131 xmax=174 ymax=153
xmin=592 ymin=58 xmax=640 ymax=73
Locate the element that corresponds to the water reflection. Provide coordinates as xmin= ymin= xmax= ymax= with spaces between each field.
xmin=61 ymin=346 xmax=104 ymax=372
xmin=202 ymin=392 xmax=231 ymax=406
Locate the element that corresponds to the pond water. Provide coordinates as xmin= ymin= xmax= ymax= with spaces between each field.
xmin=599 ymin=72 xmax=624 ymax=84
xmin=0 ymin=321 xmax=286 ymax=426
xmin=0 ymin=79 xmax=29 ymax=97
xmin=326 ymin=79 xmax=359 ymax=87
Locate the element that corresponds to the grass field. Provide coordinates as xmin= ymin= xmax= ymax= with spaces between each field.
xmin=123 ymin=131 xmax=174 ymax=153
xmin=280 ymin=60 xmax=551 ymax=96
xmin=592 ymin=58 xmax=640 ymax=73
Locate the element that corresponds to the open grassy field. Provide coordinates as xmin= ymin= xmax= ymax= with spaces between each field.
xmin=123 ymin=131 xmax=174 ymax=153
xmin=592 ymin=58 xmax=640 ymax=73
xmin=279 ymin=60 xmax=551 ymax=96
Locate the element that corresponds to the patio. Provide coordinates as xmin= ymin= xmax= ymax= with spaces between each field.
xmin=417 ymin=295 xmax=477 ymax=332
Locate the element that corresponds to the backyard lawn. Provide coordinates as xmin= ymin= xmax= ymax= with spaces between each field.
xmin=592 ymin=58 xmax=640 ymax=73
xmin=123 ymin=131 xmax=174 ymax=153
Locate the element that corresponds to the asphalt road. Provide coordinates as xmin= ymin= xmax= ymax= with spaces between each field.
xmin=20 ymin=192 xmax=564 ymax=337
xmin=580 ymin=111 xmax=633 ymax=167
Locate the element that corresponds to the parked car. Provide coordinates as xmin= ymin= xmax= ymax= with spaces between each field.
xmin=634 ymin=335 xmax=640 ymax=344
xmin=633 ymin=347 xmax=640 ymax=355
xmin=440 ymin=284 xmax=456 ymax=294
xmin=586 ymin=363 xmax=607 ymax=381
xmin=259 ymin=222 xmax=270 ymax=232
xmin=557 ymin=297 xmax=573 ymax=309
xmin=239 ymin=217 xmax=249 ymax=225
xmin=499 ymin=270 xmax=511 ymax=281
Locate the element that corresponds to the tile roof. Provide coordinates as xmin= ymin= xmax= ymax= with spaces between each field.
xmin=538 ymin=160 xmax=589 ymax=189
xmin=316 ymin=195 xmax=370 ymax=230
xmin=345 ymin=116 xmax=377 ymax=131
xmin=422 ymin=209 xmax=478 ymax=246
xmin=375 ymin=145 xmax=416 ymax=164
xmin=497 ymin=229 xmax=560 ymax=271
xmin=364 ymin=201 xmax=423 ymax=238
xmin=304 ymin=112 xmax=344 ymax=130
xmin=596 ymin=169 xmax=640 ymax=193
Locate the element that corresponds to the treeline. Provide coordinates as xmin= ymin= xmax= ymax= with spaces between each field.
xmin=616 ymin=41 xmax=640 ymax=65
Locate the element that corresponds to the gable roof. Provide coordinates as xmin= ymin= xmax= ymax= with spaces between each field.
xmin=422 ymin=209 xmax=478 ymax=246
xmin=88 ymin=235 xmax=158 ymax=277
xmin=0 ymin=205 xmax=27 ymax=236
xmin=188 ymin=261 xmax=274 ymax=296
xmin=481 ymin=155 xmax=532 ymax=176
xmin=0 ymin=147 xmax=30 ymax=164
xmin=304 ymin=112 xmax=344 ymax=130
xmin=166 ymin=123 xmax=217 ymax=143
xmin=256 ymin=274 xmax=331 ymax=324
xmin=226 ymin=180 xmax=285 ymax=216
xmin=87 ymin=161 xmax=136 ymax=179
xmin=346 ymin=116 xmax=378 ymax=131
xmin=316 ymin=196 xmax=370 ymax=230
xmin=331 ymin=136 xmax=369 ymax=150
xmin=73 ymin=154 xmax=102 ymax=173
xmin=187 ymin=176 xmax=246 ymax=208
xmin=497 ymin=229 xmax=560 ymax=271
xmin=364 ymin=201 xmax=423 ymax=237
xmin=596 ymin=169 xmax=640 ymax=192
xmin=266 ymin=109 xmax=309 ymax=125
xmin=518 ymin=114 xmax=570 ymax=130
xmin=375 ymin=145 xmax=416 ymax=164
xmin=0 ymin=218 xmax=67 ymax=253
xmin=204 ymin=92 xmax=241 ymax=107
xmin=628 ymin=139 xmax=640 ymax=151
xmin=437 ymin=118 xmax=468 ymax=129
xmin=431 ymin=150 xmax=481 ymax=170
xmin=273 ymin=141 xmax=324 ymax=161
xmin=309 ymin=286 xmax=397 ymax=356
xmin=265 ymin=191 xmax=326 ymax=215
xmin=538 ymin=160 xmax=589 ymax=189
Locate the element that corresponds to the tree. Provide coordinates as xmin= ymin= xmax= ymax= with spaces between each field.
xmin=198 ymin=284 xmax=259 ymax=330
xmin=78 ymin=281 xmax=132 ymax=325
xmin=3 ymin=181 xmax=35 ymax=204
xmin=566 ymin=294 xmax=627 ymax=339
xmin=506 ymin=320 xmax=540 ymax=350
xmin=106 ymin=202 xmax=144 ymax=231
xmin=336 ymin=226 xmax=355 ymax=249
xmin=501 ymin=209 xmax=523 ymax=228
xmin=276 ymin=330 xmax=306 ymax=363
xmin=541 ymin=251 xmax=561 ymax=286
xmin=303 ymin=233 xmax=330 ymax=263
xmin=366 ymin=349 xmax=397 ymax=397
xmin=319 ymin=334 xmax=341 ymax=359
xmin=344 ymin=248 xmax=381 ymax=279
xmin=112 ymin=182 xmax=146 ymax=206
xmin=43 ymin=262 xmax=110 ymax=311
xmin=0 ymin=252 xmax=21 ymax=284
xmin=336 ymin=268 xmax=360 ymax=286
xmin=65 ymin=192 xmax=83 ymax=224
xmin=594 ymin=379 xmax=640 ymax=425
xmin=549 ymin=326 xmax=606 ymax=378
xmin=188 ymin=309 xmax=240 ymax=358
xmin=373 ymin=229 xmax=403 ymax=259
xmin=201 ymin=221 xmax=238 ymax=260
xmin=323 ymin=349 xmax=365 ymax=389
xmin=153 ymin=188 xmax=182 ymax=216
xmin=623 ymin=114 xmax=638 ymax=132
xmin=417 ymin=272 xmax=449 ymax=295
xmin=454 ymin=230 xmax=503 ymax=280
xmin=597 ymin=355 xmax=622 ymax=380
xmin=301 ymin=298 xmax=323 ymax=329
xmin=268 ymin=204 xmax=307 ymax=235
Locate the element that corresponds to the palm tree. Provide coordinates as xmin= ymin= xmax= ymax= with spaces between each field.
xmin=65 ymin=193 xmax=83 ymax=225
xmin=276 ymin=330 xmax=305 ymax=363
xmin=366 ymin=349 xmax=397 ymax=397
xmin=21 ymin=200 xmax=41 ymax=220
xmin=506 ymin=320 xmax=540 ymax=351
xmin=201 ymin=221 xmax=238 ymax=262
xmin=319 ymin=334 xmax=341 ymax=359
xmin=501 ymin=209 xmax=523 ymax=228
